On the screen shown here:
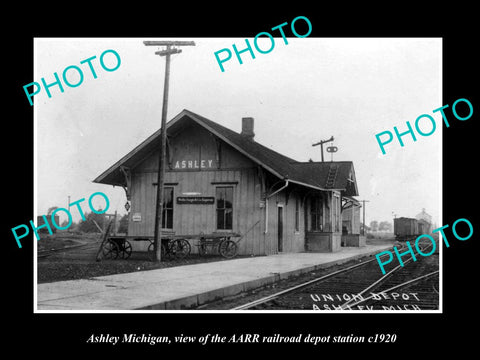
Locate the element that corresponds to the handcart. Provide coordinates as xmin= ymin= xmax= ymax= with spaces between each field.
xmin=97 ymin=222 xmax=259 ymax=261
xmin=147 ymin=237 xmax=191 ymax=259
xmin=196 ymin=233 xmax=241 ymax=259
xmin=100 ymin=235 xmax=190 ymax=260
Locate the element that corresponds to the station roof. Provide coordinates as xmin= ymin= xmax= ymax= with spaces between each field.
xmin=93 ymin=109 xmax=359 ymax=196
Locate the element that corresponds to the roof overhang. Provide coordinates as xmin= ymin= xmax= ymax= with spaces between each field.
xmin=93 ymin=110 xmax=360 ymax=199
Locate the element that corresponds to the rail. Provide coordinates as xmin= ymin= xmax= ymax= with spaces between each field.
xmin=232 ymin=240 xmax=435 ymax=310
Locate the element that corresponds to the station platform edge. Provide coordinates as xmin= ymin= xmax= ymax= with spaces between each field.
xmin=36 ymin=244 xmax=393 ymax=311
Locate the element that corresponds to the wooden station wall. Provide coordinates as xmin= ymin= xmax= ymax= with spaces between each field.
xmin=126 ymin=121 xmax=306 ymax=255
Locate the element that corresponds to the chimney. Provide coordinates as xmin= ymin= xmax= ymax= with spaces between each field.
xmin=241 ymin=117 xmax=255 ymax=141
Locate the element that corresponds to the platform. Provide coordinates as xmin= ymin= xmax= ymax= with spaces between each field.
xmin=36 ymin=244 xmax=393 ymax=311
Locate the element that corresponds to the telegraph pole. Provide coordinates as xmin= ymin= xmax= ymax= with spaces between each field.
xmin=144 ymin=40 xmax=195 ymax=262
xmin=312 ymin=136 xmax=334 ymax=162
xmin=359 ymin=200 xmax=370 ymax=235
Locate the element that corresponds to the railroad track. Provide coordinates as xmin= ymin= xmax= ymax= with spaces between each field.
xmin=232 ymin=239 xmax=439 ymax=311
xmin=37 ymin=240 xmax=99 ymax=260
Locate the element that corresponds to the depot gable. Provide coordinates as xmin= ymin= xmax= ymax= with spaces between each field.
xmin=131 ymin=118 xmax=255 ymax=173
xmin=94 ymin=109 xmax=359 ymax=198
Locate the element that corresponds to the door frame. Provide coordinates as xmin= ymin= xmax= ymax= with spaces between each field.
xmin=277 ymin=204 xmax=284 ymax=253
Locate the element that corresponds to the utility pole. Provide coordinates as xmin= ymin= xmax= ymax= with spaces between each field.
xmin=312 ymin=136 xmax=334 ymax=162
xmin=67 ymin=195 xmax=71 ymax=232
xmin=144 ymin=40 xmax=195 ymax=262
xmin=359 ymin=200 xmax=370 ymax=235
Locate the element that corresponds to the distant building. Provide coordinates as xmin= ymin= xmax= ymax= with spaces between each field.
xmin=36 ymin=215 xmax=59 ymax=234
xmin=415 ymin=208 xmax=432 ymax=234
xmin=416 ymin=208 xmax=432 ymax=223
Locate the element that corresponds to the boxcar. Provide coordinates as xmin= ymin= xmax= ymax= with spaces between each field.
xmin=394 ymin=217 xmax=418 ymax=240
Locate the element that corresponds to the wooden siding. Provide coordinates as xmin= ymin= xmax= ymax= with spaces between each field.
xmin=128 ymin=168 xmax=266 ymax=254
xmin=127 ymin=171 xmax=307 ymax=255
xmin=263 ymin=189 xmax=305 ymax=254
xmin=342 ymin=205 xmax=361 ymax=234
xmin=126 ymin=121 xmax=307 ymax=256
xmin=127 ymin=122 xmax=269 ymax=255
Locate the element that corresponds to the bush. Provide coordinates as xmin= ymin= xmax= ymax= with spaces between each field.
xmin=77 ymin=211 xmax=106 ymax=233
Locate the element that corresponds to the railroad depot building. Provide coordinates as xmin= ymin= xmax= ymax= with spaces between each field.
xmin=94 ymin=109 xmax=364 ymax=255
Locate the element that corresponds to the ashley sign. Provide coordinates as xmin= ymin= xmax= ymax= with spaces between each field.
xmin=173 ymin=159 xmax=214 ymax=169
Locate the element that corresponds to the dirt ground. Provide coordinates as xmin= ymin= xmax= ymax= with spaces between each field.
xmin=37 ymin=233 xmax=89 ymax=252
xmin=37 ymin=232 xmax=396 ymax=284
xmin=37 ymin=232 xmax=257 ymax=284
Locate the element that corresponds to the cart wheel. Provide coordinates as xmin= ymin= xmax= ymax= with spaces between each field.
xmin=171 ymin=239 xmax=191 ymax=259
xmin=199 ymin=238 xmax=207 ymax=256
xmin=219 ymin=239 xmax=237 ymax=259
xmin=102 ymin=240 xmax=119 ymax=260
xmin=148 ymin=242 xmax=167 ymax=259
xmin=120 ymin=240 xmax=132 ymax=259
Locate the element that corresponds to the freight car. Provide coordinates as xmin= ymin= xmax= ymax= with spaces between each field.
xmin=393 ymin=217 xmax=420 ymax=241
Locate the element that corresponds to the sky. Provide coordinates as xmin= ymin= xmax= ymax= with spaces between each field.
xmin=34 ymin=37 xmax=442 ymax=227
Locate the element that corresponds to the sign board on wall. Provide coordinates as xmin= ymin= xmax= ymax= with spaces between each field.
xmin=173 ymin=159 xmax=215 ymax=169
xmin=176 ymin=196 xmax=215 ymax=205
xmin=132 ymin=213 xmax=142 ymax=222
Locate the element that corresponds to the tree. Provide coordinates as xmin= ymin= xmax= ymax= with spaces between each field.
xmin=47 ymin=206 xmax=58 ymax=215
xmin=378 ymin=221 xmax=392 ymax=232
xmin=77 ymin=211 xmax=106 ymax=233
xmin=370 ymin=220 xmax=379 ymax=232
xmin=60 ymin=219 xmax=76 ymax=229
xmin=117 ymin=214 xmax=129 ymax=234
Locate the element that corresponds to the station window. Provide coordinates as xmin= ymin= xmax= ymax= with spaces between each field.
xmin=216 ymin=186 xmax=233 ymax=230
xmin=162 ymin=187 xmax=174 ymax=229
xmin=310 ymin=195 xmax=323 ymax=231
